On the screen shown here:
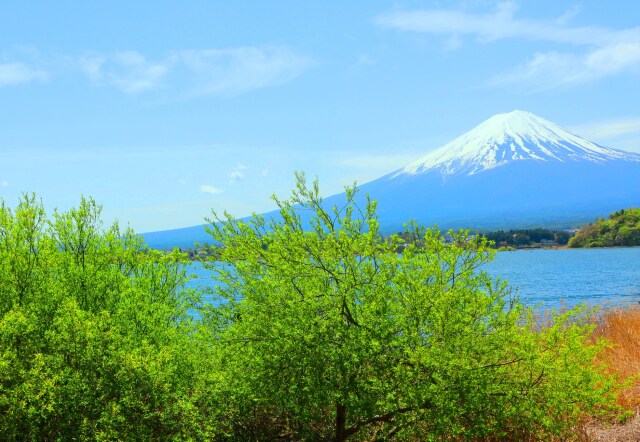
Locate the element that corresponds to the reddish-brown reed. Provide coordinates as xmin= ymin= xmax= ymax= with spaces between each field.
xmin=593 ymin=305 xmax=640 ymax=410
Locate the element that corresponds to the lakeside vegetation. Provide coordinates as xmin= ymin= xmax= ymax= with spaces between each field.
xmin=480 ymin=228 xmax=572 ymax=248
xmin=393 ymin=227 xmax=573 ymax=253
xmin=0 ymin=180 xmax=637 ymax=440
xmin=569 ymin=208 xmax=640 ymax=248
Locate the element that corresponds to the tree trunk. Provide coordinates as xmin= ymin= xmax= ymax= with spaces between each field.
xmin=336 ymin=403 xmax=347 ymax=442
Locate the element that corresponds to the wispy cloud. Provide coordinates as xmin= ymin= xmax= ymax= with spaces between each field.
xmin=570 ymin=116 xmax=640 ymax=140
xmin=0 ymin=62 xmax=48 ymax=87
xmin=200 ymin=184 xmax=223 ymax=194
xmin=77 ymin=46 xmax=314 ymax=96
xmin=555 ymin=4 xmax=582 ymax=26
xmin=173 ymin=47 xmax=315 ymax=97
xmin=489 ymin=40 xmax=640 ymax=92
xmin=0 ymin=180 xmax=8 ymax=188
xmin=376 ymin=2 xmax=640 ymax=90
xmin=79 ymin=51 xmax=168 ymax=93
xmin=228 ymin=162 xmax=247 ymax=182
xmin=376 ymin=2 xmax=612 ymax=46
xmin=3 ymin=45 xmax=313 ymax=96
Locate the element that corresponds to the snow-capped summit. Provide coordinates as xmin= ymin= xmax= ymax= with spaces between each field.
xmin=395 ymin=110 xmax=637 ymax=178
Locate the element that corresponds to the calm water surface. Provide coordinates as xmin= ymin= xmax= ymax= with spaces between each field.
xmin=188 ymin=248 xmax=640 ymax=311
xmin=485 ymin=248 xmax=640 ymax=310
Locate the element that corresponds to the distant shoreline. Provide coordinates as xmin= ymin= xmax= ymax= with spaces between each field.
xmin=498 ymin=245 xmax=640 ymax=252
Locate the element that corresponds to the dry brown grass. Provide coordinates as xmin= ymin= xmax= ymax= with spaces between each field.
xmin=580 ymin=305 xmax=640 ymax=441
xmin=593 ymin=306 xmax=640 ymax=410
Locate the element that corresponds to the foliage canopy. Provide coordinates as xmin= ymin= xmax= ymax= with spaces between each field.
xmin=569 ymin=208 xmax=640 ymax=248
xmin=205 ymin=173 xmax=618 ymax=441
xmin=0 ymin=195 xmax=220 ymax=440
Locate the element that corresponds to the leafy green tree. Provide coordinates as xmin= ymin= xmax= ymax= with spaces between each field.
xmin=205 ymin=173 xmax=618 ymax=441
xmin=0 ymin=195 xmax=221 ymax=440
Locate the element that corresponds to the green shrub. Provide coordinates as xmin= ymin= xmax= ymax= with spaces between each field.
xmin=0 ymin=195 xmax=221 ymax=440
xmin=204 ymin=174 xmax=619 ymax=441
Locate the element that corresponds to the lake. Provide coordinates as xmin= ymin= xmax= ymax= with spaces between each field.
xmin=188 ymin=248 xmax=640 ymax=311
xmin=486 ymin=248 xmax=640 ymax=310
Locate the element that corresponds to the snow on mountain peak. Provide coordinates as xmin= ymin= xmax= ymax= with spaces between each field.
xmin=395 ymin=110 xmax=637 ymax=178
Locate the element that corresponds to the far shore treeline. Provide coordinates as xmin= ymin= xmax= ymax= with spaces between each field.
xmin=479 ymin=228 xmax=572 ymax=248
xmin=0 ymin=178 xmax=636 ymax=440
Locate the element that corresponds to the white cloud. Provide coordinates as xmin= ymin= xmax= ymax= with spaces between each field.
xmin=1 ymin=45 xmax=314 ymax=97
xmin=261 ymin=168 xmax=269 ymax=177
xmin=0 ymin=62 xmax=48 ymax=87
xmin=229 ymin=170 xmax=244 ymax=180
xmin=570 ymin=116 xmax=640 ymax=140
xmin=228 ymin=162 xmax=247 ymax=182
xmin=79 ymin=51 xmax=168 ymax=93
xmin=173 ymin=46 xmax=316 ymax=97
xmin=200 ymin=184 xmax=223 ymax=194
xmin=489 ymin=42 xmax=640 ymax=91
xmin=555 ymin=5 xmax=582 ymax=26
xmin=76 ymin=46 xmax=314 ymax=97
xmin=376 ymin=2 xmax=640 ymax=90
xmin=376 ymin=2 xmax=608 ymax=46
xmin=0 ymin=180 xmax=8 ymax=188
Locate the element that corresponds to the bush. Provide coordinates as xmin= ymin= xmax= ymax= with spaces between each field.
xmin=0 ymin=195 xmax=220 ymax=440
xmin=204 ymin=174 xmax=619 ymax=441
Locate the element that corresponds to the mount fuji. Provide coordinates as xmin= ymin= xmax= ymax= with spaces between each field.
xmin=349 ymin=110 xmax=640 ymax=231
xmin=143 ymin=110 xmax=640 ymax=249
xmin=395 ymin=110 xmax=633 ymax=178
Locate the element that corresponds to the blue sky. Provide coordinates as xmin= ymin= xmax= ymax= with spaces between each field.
xmin=1 ymin=1 xmax=639 ymax=232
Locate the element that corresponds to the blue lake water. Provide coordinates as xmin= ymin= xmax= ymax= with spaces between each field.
xmin=187 ymin=248 xmax=640 ymax=311
xmin=485 ymin=248 xmax=640 ymax=310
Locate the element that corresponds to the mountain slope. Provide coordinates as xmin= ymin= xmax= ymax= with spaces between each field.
xmin=395 ymin=110 xmax=637 ymax=178
xmin=142 ymin=111 xmax=640 ymax=249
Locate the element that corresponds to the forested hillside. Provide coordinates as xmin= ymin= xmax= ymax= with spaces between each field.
xmin=568 ymin=208 xmax=640 ymax=248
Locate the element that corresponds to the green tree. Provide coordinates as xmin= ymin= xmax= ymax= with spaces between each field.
xmin=0 ymin=195 xmax=221 ymax=440
xmin=205 ymin=174 xmax=617 ymax=441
